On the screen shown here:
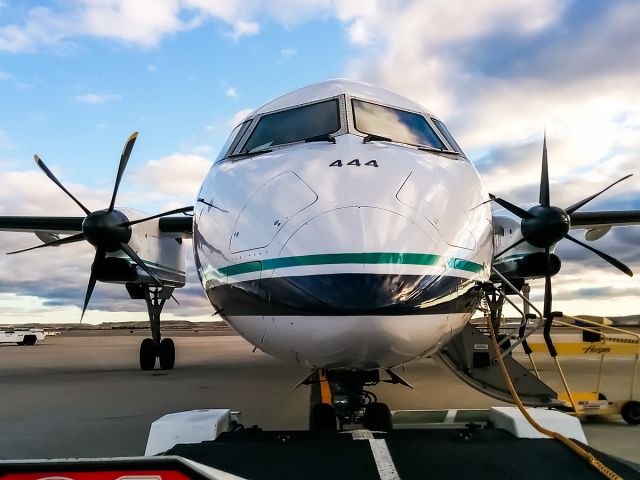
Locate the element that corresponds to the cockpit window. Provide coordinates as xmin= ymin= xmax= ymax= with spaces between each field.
xmin=241 ymin=99 xmax=340 ymax=153
xmin=352 ymin=99 xmax=445 ymax=150
xmin=432 ymin=118 xmax=466 ymax=157
xmin=216 ymin=120 xmax=251 ymax=161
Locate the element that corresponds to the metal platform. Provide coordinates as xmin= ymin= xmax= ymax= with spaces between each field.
xmin=165 ymin=427 xmax=640 ymax=479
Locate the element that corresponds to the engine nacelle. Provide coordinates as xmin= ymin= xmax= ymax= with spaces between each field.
xmin=492 ymin=252 xmax=561 ymax=281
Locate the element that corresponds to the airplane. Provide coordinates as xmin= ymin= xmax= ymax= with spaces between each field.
xmin=2 ymin=79 xmax=640 ymax=431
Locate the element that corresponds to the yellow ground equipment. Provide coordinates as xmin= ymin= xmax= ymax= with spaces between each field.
xmin=526 ymin=315 xmax=640 ymax=425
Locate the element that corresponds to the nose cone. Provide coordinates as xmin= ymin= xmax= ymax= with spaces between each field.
xmin=263 ymin=206 xmax=454 ymax=314
xmin=260 ymin=206 xmax=469 ymax=369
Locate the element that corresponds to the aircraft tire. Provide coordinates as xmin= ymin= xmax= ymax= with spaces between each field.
xmin=140 ymin=338 xmax=156 ymax=370
xmin=159 ymin=338 xmax=175 ymax=370
xmin=309 ymin=403 xmax=337 ymax=431
xmin=363 ymin=402 xmax=393 ymax=431
xmin=621 ymin=401 xmax=640 ymax=425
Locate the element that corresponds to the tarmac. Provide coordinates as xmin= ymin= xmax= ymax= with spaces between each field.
xmin=0 ymin=331 xmax=638 ymax=464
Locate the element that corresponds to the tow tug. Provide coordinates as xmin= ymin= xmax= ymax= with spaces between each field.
xmin=1 ymin=406 xmax=639 ymax=480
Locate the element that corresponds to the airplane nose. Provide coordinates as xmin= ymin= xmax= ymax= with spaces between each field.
xmin=261 ymin=206 xmax=457 ymax=314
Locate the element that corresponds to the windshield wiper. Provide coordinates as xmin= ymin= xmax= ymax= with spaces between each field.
xmin=304 ymin=133 xmax=336 ymax=144
xmin=418 ymin=145 xmax=456 ymax=155
xmin=228 ymin=149 xmax=273 ymax=159
xmin=363 ymin=134 xmax=392 ymax=144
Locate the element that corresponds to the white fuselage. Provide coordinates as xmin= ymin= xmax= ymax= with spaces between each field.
xmin=194 ymin=133 xmax=493 ymax=369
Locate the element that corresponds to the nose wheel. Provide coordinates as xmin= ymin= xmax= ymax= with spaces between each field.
xmin=306 ymin=369 xmax=393 ymax=432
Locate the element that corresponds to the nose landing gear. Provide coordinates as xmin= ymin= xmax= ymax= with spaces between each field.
xmin=306 ymin=369 xmax=397 ymax=432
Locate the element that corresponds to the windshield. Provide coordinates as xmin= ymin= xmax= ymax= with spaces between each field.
xmin=432 ymin=118 xmax=466 ymax=157
xmin=215 ymin=120 xmax=252 ymax=161
xmin=241 ymin=98 xmax=340 ymax=153
xmin=352 ymin=99 xmax=444 ymax=150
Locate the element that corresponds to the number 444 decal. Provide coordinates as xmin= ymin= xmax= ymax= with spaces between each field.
xmin=329 ymin=159 xmax=379 ymax=167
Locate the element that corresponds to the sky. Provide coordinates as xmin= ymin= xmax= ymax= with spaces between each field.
xmin=1 ymin=0 xmax=640 ymax=324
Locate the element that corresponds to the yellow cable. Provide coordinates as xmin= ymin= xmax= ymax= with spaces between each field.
xmin=486 ymin=317 xmax=623 ymax=480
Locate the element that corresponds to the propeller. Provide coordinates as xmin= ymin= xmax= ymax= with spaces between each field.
xmin=490 ymin=134 xmax=633 ymax=340
xmin=9 ymin=132 xmax=194 ymax=320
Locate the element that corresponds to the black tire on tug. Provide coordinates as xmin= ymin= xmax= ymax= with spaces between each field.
xmin=363 ymin=402 xmax=393 ymax=431
xmin=621 ymin=400 xmax=640 ymax=425
xmin=140 ymin=338 xmax=156 ymax=371
xmin=21 ymin=335 xmax=37 ymax=346
xmin=309 ymin=403 xmax=337 ymax=431
xmin=159 ymin=338 xmax=175 ymax=370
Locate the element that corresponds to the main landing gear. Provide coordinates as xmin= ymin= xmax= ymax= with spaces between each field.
xmin=132 ymin=284 xmax=175 ymax=371
xmin=306 ymin=369 xmax=407 ymax=432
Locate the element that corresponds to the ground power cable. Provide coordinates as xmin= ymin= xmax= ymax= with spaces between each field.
xmin=486 ymin=316 xmax=623 ymax=480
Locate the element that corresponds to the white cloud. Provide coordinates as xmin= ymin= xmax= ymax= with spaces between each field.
xmin=0 ymin=1 xmax=345 ymax=52
xmin=80 ymin=0 xmax=185 ymax=47
xmin=225 ymin=86 xmax=238 ymax=98
xmin=129 ymin=153 xmax=211 ymax=204
xmin=279 ymin=47 xmax=297 ymax=62
xmin=230 ymin=108 xmax=253 ymax=126
xmin=227 ymin=20 xmax=260 ymax=40
xmin=0 ymin=71 xmax=10 ymax=81
xmin=147 ymin=63 xmax=158 ymax=72
xmin=74 ymin=93 xmax=122 ymax=104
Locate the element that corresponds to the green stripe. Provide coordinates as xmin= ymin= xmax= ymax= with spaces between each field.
xmin=216 ymin=252 xmax=483 ymax=278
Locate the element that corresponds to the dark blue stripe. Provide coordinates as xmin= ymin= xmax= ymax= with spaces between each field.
xmin=206 ymin=273 xmax=480 ymax=316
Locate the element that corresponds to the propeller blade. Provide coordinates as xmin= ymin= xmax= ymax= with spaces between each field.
xmin=564 ymin=233 xmax=633 ymax=277
xmin=489 ymin=194 xmax=533 ymax=219
xmin=493 ymin=235 xmax=530 ymax=259
xmin=34 ymin=155 xmax=91 ymax=215
xmin=119 ymin=242 xmax=163 ymax=286
xmin=565 ymin=174 xmax=633 ymax=215
xmin=7 ymin=232 xmax=86 ymax=255
xmin=539 ymin=133 xmax=550 ymax=207
xmin=81 ymin=248 xmax=105 ymax=322
xmin=108 ymin=132 xmax=138 ymax=212
xmin=543 ymin=247 xmax=552 ymax=319
xmin=121 ymin=206 xmax=194 ymax=227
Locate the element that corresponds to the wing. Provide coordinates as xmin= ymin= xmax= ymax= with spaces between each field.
xmin=0 ymin=216 xmax=84 ymax=234
xmin=570 ymin=210 xmax=640 ymax=229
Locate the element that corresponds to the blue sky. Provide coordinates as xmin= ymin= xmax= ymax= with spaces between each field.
xmin=1 ymin=0 xmax=640 ymax=323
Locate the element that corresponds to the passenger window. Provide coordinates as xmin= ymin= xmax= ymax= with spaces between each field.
xmin=242 ymin=99 xmax=340 ymax=153
xmin=352 ymin=99 xmax=444 ymax=150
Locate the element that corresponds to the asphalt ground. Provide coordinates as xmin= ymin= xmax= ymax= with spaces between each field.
xmin=0 ymin=332 xmax=638 ymax=464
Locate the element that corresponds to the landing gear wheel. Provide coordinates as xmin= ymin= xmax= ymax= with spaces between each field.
xmin=621 ymin=400 xmax=640 ymax=425
xmin=140 ymin=338 xmax=156 ymax=371
xmin=363 ymin=402 xmax=393 ymax=431
xmin=309 ymin=403 xmax=337 ymax=431
xmin=159 ymin=338 xmax=175 ymax=370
